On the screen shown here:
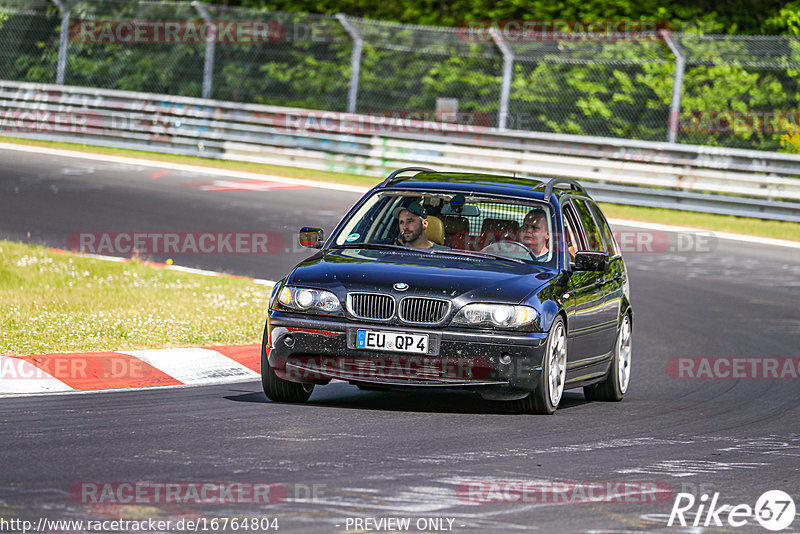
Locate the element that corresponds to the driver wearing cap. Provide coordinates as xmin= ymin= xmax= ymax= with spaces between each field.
xmin=392 ymin=202 xmax=446 ymax=249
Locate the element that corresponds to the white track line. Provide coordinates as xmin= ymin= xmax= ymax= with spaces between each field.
xmin=77 ymin=251 xmax=276 ymax=285
xmin=0 ymin=141 xmax=369 ymax=193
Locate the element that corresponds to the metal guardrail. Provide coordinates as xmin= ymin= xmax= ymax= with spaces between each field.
xmin=2 ymin=81 xmax=799 ymax=222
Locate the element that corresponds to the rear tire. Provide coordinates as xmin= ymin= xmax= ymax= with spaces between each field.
xmin=512 ymin=316 xmax=567 ymax=415
xmin=261 ymin=326 xmax=314 ymax=403
xmin=584 ymin=313 xmax=631 ymax=402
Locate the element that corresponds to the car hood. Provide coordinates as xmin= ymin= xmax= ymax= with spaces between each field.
xmin=287 ymin=248 xmax=556 ymax=304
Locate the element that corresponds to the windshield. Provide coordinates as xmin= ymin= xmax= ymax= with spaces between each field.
xmin=333 ymin=190 xmax=555 ymax=265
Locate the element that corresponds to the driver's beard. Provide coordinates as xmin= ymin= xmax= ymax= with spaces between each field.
xmin=403 ymin=227 xmax=423 ymax=244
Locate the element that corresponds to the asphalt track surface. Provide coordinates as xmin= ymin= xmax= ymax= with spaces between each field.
xmin=1 ymin=146 xmax=799 ymax=533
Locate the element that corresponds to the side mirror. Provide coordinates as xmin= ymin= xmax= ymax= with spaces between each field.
xmin=573 ymin=251 xmax=609 ymax=271
xmin=298 ymin=227 xmax=324 ymax=249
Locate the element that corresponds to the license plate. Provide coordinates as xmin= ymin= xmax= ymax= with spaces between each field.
xmin=356 ymin=329 xmax=428 ymax=354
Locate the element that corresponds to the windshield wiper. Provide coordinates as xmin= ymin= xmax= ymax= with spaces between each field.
xmin=331 ymin=243 xmax=428 ymax=252
xmin=332 ymin=243 xmax=526 ymax=263
xmin=426 ymin=248 xmax=526 ymax=263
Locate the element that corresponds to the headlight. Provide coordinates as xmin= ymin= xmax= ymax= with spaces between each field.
xmin=278 ymin=286 xmax=342 ymax=314
xmin=452 ymin=304 xmax=537 ymax=328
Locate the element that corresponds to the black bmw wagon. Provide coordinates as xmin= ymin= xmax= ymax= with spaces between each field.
xmin=261 ymin=168 xmax=633 ymax=414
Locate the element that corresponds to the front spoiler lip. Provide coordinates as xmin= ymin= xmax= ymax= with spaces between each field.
xmin=285 ymin=361 xmax=508 ymax=388
xmin=268 ymin=311 xmax=546 ymax=346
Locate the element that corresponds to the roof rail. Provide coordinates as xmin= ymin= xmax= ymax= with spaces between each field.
xmin=379 ymin=167 xmax=436 ymax=187
xmin=543 ymin=177 xmax=585 ymax=199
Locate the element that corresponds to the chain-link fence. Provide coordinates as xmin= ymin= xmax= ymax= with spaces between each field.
xmin=2 ymin=0 xmax=799 ymax=151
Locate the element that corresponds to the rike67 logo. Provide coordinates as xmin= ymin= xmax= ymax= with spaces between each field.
xmin=668 ymin=490 xmax=795 ymax=531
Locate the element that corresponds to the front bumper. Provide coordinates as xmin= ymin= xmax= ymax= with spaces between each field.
xmin=266 ymin=310 xmax=548 ymax=394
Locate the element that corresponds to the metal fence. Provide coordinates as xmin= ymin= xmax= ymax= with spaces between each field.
xmin=1 ymin=0 xmax=800 ymax=152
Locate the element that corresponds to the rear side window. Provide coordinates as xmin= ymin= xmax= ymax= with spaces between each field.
xmin=570 ymin=199 xmax=606 ymax=253
xmin=586 ymin=201 xmax=618 ymax=256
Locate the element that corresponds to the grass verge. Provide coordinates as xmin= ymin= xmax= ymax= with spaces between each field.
xmin=2 ymin=136 xmax=798 ymax=242
xmin=0 ymin=240 xmax=272 ymax=356
xmin=599 ymin=204 xmax=800 ymax=242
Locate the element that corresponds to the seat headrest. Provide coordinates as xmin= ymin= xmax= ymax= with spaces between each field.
xmin=426 ymin=215 xmax=445 ymax=246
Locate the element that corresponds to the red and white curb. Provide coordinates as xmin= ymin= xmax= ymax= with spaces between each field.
xmin=0 ymin=344 xmax=262 ymax=396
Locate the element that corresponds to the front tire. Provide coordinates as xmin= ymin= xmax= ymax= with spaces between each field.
xmin=584 ymin=313 xmax=631 ymax=402
xmin=261 ymin=327 xmax=314 ymax=403
xmin=512 ymin=316 xmax=567 ymax=415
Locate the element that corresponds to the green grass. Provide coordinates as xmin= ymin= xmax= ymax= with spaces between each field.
xmin=2 ymin=136 xmax=798 ymax=242
xmin=0 ymin=241 xmax=273 ymax=356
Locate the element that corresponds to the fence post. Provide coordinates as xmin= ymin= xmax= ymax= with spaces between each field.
xmin=336 ymin=14 xmax=362 ymax=113
xmin=50 ymin=0 xmax=70 ymax=85
xmin=192 ymin=1 xmax=215 ymax=100
xmin=489 ymin=27 xmax=513 ymax=130
xmin=660 ymin=29 xmax=685 ymax=144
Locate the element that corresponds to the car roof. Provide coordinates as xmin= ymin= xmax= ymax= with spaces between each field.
xmin=378 ymin=170 xmax=593 ymax=203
